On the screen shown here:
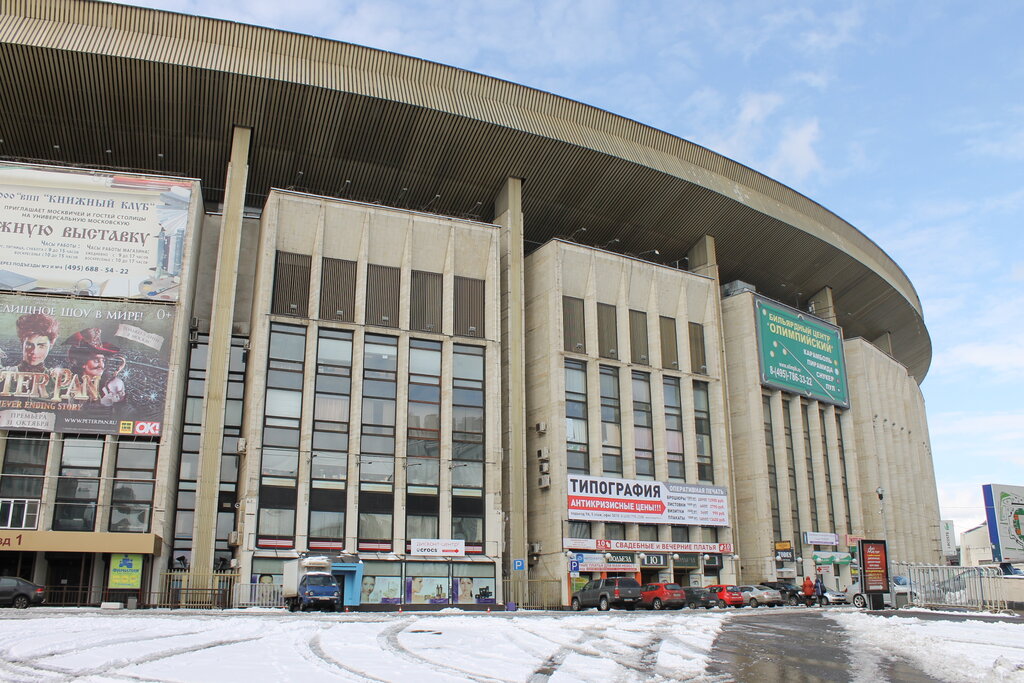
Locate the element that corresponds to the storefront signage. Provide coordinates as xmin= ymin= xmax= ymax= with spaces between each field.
xmin=410 ymin=539 xmax=466 ymax=556
xmin=563 ymin=538 xmax=734 ymax=554
xmin=803 ymin=531 xmax=839 ymax=546
xmin=0 ymin=295 xmax=175 ymax=435
xmin=573 ymin=552 xmax=637 ymax=572
xmin=774 ymin=540 xmax=794 ymax=561
xmin=567 ymin=474 xmax=729 ymax=526
xmin=108 ymin=553 xmax=143 ymax=589
xmin=812 ymin=551 xmax=852 ymax=565
xmin=755 ymin=297 xmax=849 ymax=407
xmin=674 ymin=553 xmax=700 ymax=568
xmin=640 ymin=553 xmax=667 ymax=568
xmin=844 ymin=534 xmax=865 ymax=546
xmin=983 ymin=484 xmax=1024 ymax=562
xmin=859 ymin=540 xmax=889 ymax=593
xmin=0 ymin=163 xmax=195 ymax=302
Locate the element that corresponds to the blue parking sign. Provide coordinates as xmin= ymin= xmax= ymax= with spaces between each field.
xmin=513 ymin=559 xmax=525 ymax=571
xmin=569 ymin=560 xmax=580 ymax=572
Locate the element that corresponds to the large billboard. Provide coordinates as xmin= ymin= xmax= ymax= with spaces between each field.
xmin=755 ymin=296 xmax=849 ymax=407
xmin=567 ymin=474 xmax=729 ymax=526
xmin=0 ymin=164 xmax=194 ymax=302
xmin=983 ymin=484 xmax=1024 ymax=562
xmin=0 ymin=296 xmax=175 ymax=435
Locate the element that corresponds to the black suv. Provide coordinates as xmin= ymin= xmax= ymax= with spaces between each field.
xmin=0 ymin=577 xmax=45 ymax=608
xmin=571 ymin=577 xmax=642 ymax=611
xmin=680 ymin=586 xmax=716 ymax=609
xmin=760 ymin=581 xmax=802 ymax=606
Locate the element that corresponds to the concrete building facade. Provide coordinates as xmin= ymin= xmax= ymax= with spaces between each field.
xmin=0 ymin=0 xmax=942 ymax=608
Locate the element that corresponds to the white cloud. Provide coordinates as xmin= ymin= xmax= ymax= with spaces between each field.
xmin=936 ymin=479 xmax=990 ymax=539
xmin=766 ymin=118 xmax=823 ymax=183
xmin=799 ymin=7 xmax=862 ymax=53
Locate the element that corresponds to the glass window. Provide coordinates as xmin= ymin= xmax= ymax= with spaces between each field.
xmin=565 ymin=360 xmax=588 ymax=474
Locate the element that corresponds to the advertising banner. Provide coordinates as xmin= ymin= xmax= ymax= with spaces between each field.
xmin=409 ymin=539 xmax=466 ymax=557
xmin=361 ymin=576 xmax=402 ymax=604
xmin=983 ymin=484 xmax=1024 ymax=562
xmin=860 ymin=540 xmax=889 ymax=593
xmin=811 ymin=551 xmax=852 ymax=565
xmin=755 ymin=297 xmax=849 ymax=407
xmin=572 ymin=552 xmax=637 ymax=572
xmin=108 ymin=553 xmax=144 ymax=590
xmin=0 ymin=295 xmax=174 ymax=435
xmin=0 ymin=164 xmax=194 ymax=302
xmin=567 ymin=474 xmax=729 ymax=526
xmin=939 ymin=520 xmax=957 ymax=557
xmin=563 ymin=538 xmax=734 ymax=554
xmin=452 ymin=577 xmax=496 ymax=604
xmin=803 ymin=531 xmax=839 ymax=546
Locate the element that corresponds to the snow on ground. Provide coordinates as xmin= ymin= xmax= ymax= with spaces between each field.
xmin=826 ymin=611 xmax=1024 ymax=683
xmin=0 ymin=608 xmax=730 ymax=682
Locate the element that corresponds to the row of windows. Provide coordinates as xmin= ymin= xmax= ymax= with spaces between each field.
xmin=173 ymin=336 xmax=245 ymax=569
xmin=258 ymin=323 xmax=488 ymax=552
xmin=564 ymin=361 xmax=714 ymax=483
xmin=0 ymin=435 xmax=157 ymax=533
xmin=273 ymin=252 xmax=486 ymax=338
xmin=562 ymin=297 xmax=707 ymax=372
xmin=567 ymin=521 xmax=720 ymax=543
xmin=764 ymin=395 xmax=852 ymax=550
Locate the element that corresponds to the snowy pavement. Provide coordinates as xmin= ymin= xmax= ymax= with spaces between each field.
xmin=0 ymin=607 xmax=727 ymax=682
xmin=0 ymin=607 xmax=1021 ymax=682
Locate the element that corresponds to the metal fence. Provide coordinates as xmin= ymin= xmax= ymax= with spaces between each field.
xmin=894 ymin=562 xmax=1007 ymax=612
xmin=234 ymin=582 xmax=285 ymax=609
xmin=156 ymin=571 xmax=239 ymax=609
xmin=501 ymin=579 xmax=564 ymax=610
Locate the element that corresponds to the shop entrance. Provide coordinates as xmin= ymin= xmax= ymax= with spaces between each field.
xmin=0 ymin=551 xmax=35 ymax=580
xmin=46 ymin=553 xmax=94 ymax=605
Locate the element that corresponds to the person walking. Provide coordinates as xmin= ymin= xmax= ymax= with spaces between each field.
xmin=802 ymin=576 xmax=815 ymax=606
xmin=814 ymin=576 xmax=826 ymax=606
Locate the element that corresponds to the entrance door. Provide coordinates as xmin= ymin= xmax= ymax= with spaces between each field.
xmin=46 ymin=554 xmax=93 ymax=605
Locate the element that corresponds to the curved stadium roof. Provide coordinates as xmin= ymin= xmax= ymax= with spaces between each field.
xmin=0 ymin=0 xmax=931 ymax=379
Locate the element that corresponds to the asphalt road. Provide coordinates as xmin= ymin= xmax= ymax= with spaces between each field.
xmin=706 ymin=610 xmax=941 ymax=682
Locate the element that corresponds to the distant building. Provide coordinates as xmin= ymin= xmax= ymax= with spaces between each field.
xmin=960 ymin=523 xmax=993 ymax=567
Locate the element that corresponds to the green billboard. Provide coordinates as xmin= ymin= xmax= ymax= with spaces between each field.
xmin=755 ymin=297 xmax=849 ymax=407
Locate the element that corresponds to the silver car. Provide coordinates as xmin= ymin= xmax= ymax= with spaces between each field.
xmin=738 ymin=584 xmax=784 ymax=607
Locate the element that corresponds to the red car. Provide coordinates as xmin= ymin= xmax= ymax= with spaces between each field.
xmin=639 ymin=582 xmax=686 ymax=610
xmin=705 ymin=584 xmax=745 ymax=608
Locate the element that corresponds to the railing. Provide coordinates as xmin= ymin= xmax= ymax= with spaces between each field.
xmin=158 ymin=571 xmax=239 ymax=609
xmin=894 ymin=562 xmax=1007 ymax=612
xmin=501 ymin=579 xmax=564 ymax=610
xmin=234 ymin=582 xmax=285 ymax=609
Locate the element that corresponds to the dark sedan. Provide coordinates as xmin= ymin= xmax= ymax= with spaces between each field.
xmin=0 ymin=576 xmax=45 ymax=608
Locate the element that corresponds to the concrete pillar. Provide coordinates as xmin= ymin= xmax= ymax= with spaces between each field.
xmin=807 ymin=287 xmax=837 ymax=324
xmin=872 ymin=332 xmax=893 ymax=356
xmin=494 ymin=177 xmax=527 ymax=586
xmin=191 ymin=126 xmax=251 ymax=577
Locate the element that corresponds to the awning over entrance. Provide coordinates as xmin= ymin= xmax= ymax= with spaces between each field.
xmin=0 ymin=530 xmax=161 ymax=554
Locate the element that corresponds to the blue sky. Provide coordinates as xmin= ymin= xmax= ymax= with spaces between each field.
xmin=124 ymin=1 xmax=1023 ymax=539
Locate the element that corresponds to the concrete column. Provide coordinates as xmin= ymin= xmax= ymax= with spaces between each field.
xmin=807 ymin=287 xmax=837 ymax=325
xmin=494 ymin=177 xmax=527 ymax=582
xmin=191 ymin=126 xmax=251 ymax=577
xmin=872 ymin=332 xmax=893 ymax=356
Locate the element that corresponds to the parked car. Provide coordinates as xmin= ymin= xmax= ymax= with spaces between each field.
xmin=571 ymin=577 xmax=642 ymax=611
xmin=818 ymin=587 xmax=849 ymax=606
xmin=705 ymin=584 xmax=745 ymax=608
xmin=846 ymin=575 xmax=917 ymax=608
xmin=761 ymin=580 xmax=804 ymax=606
xmin=738 ymin=585 xmax=784 ymax=607
xmin=680 ymin=586 xmax=717 ymax=609
xmin=639 ymin=582 xmax=686 ymax=610
xmin=0 ymin=577 xmax=45 ymax=608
